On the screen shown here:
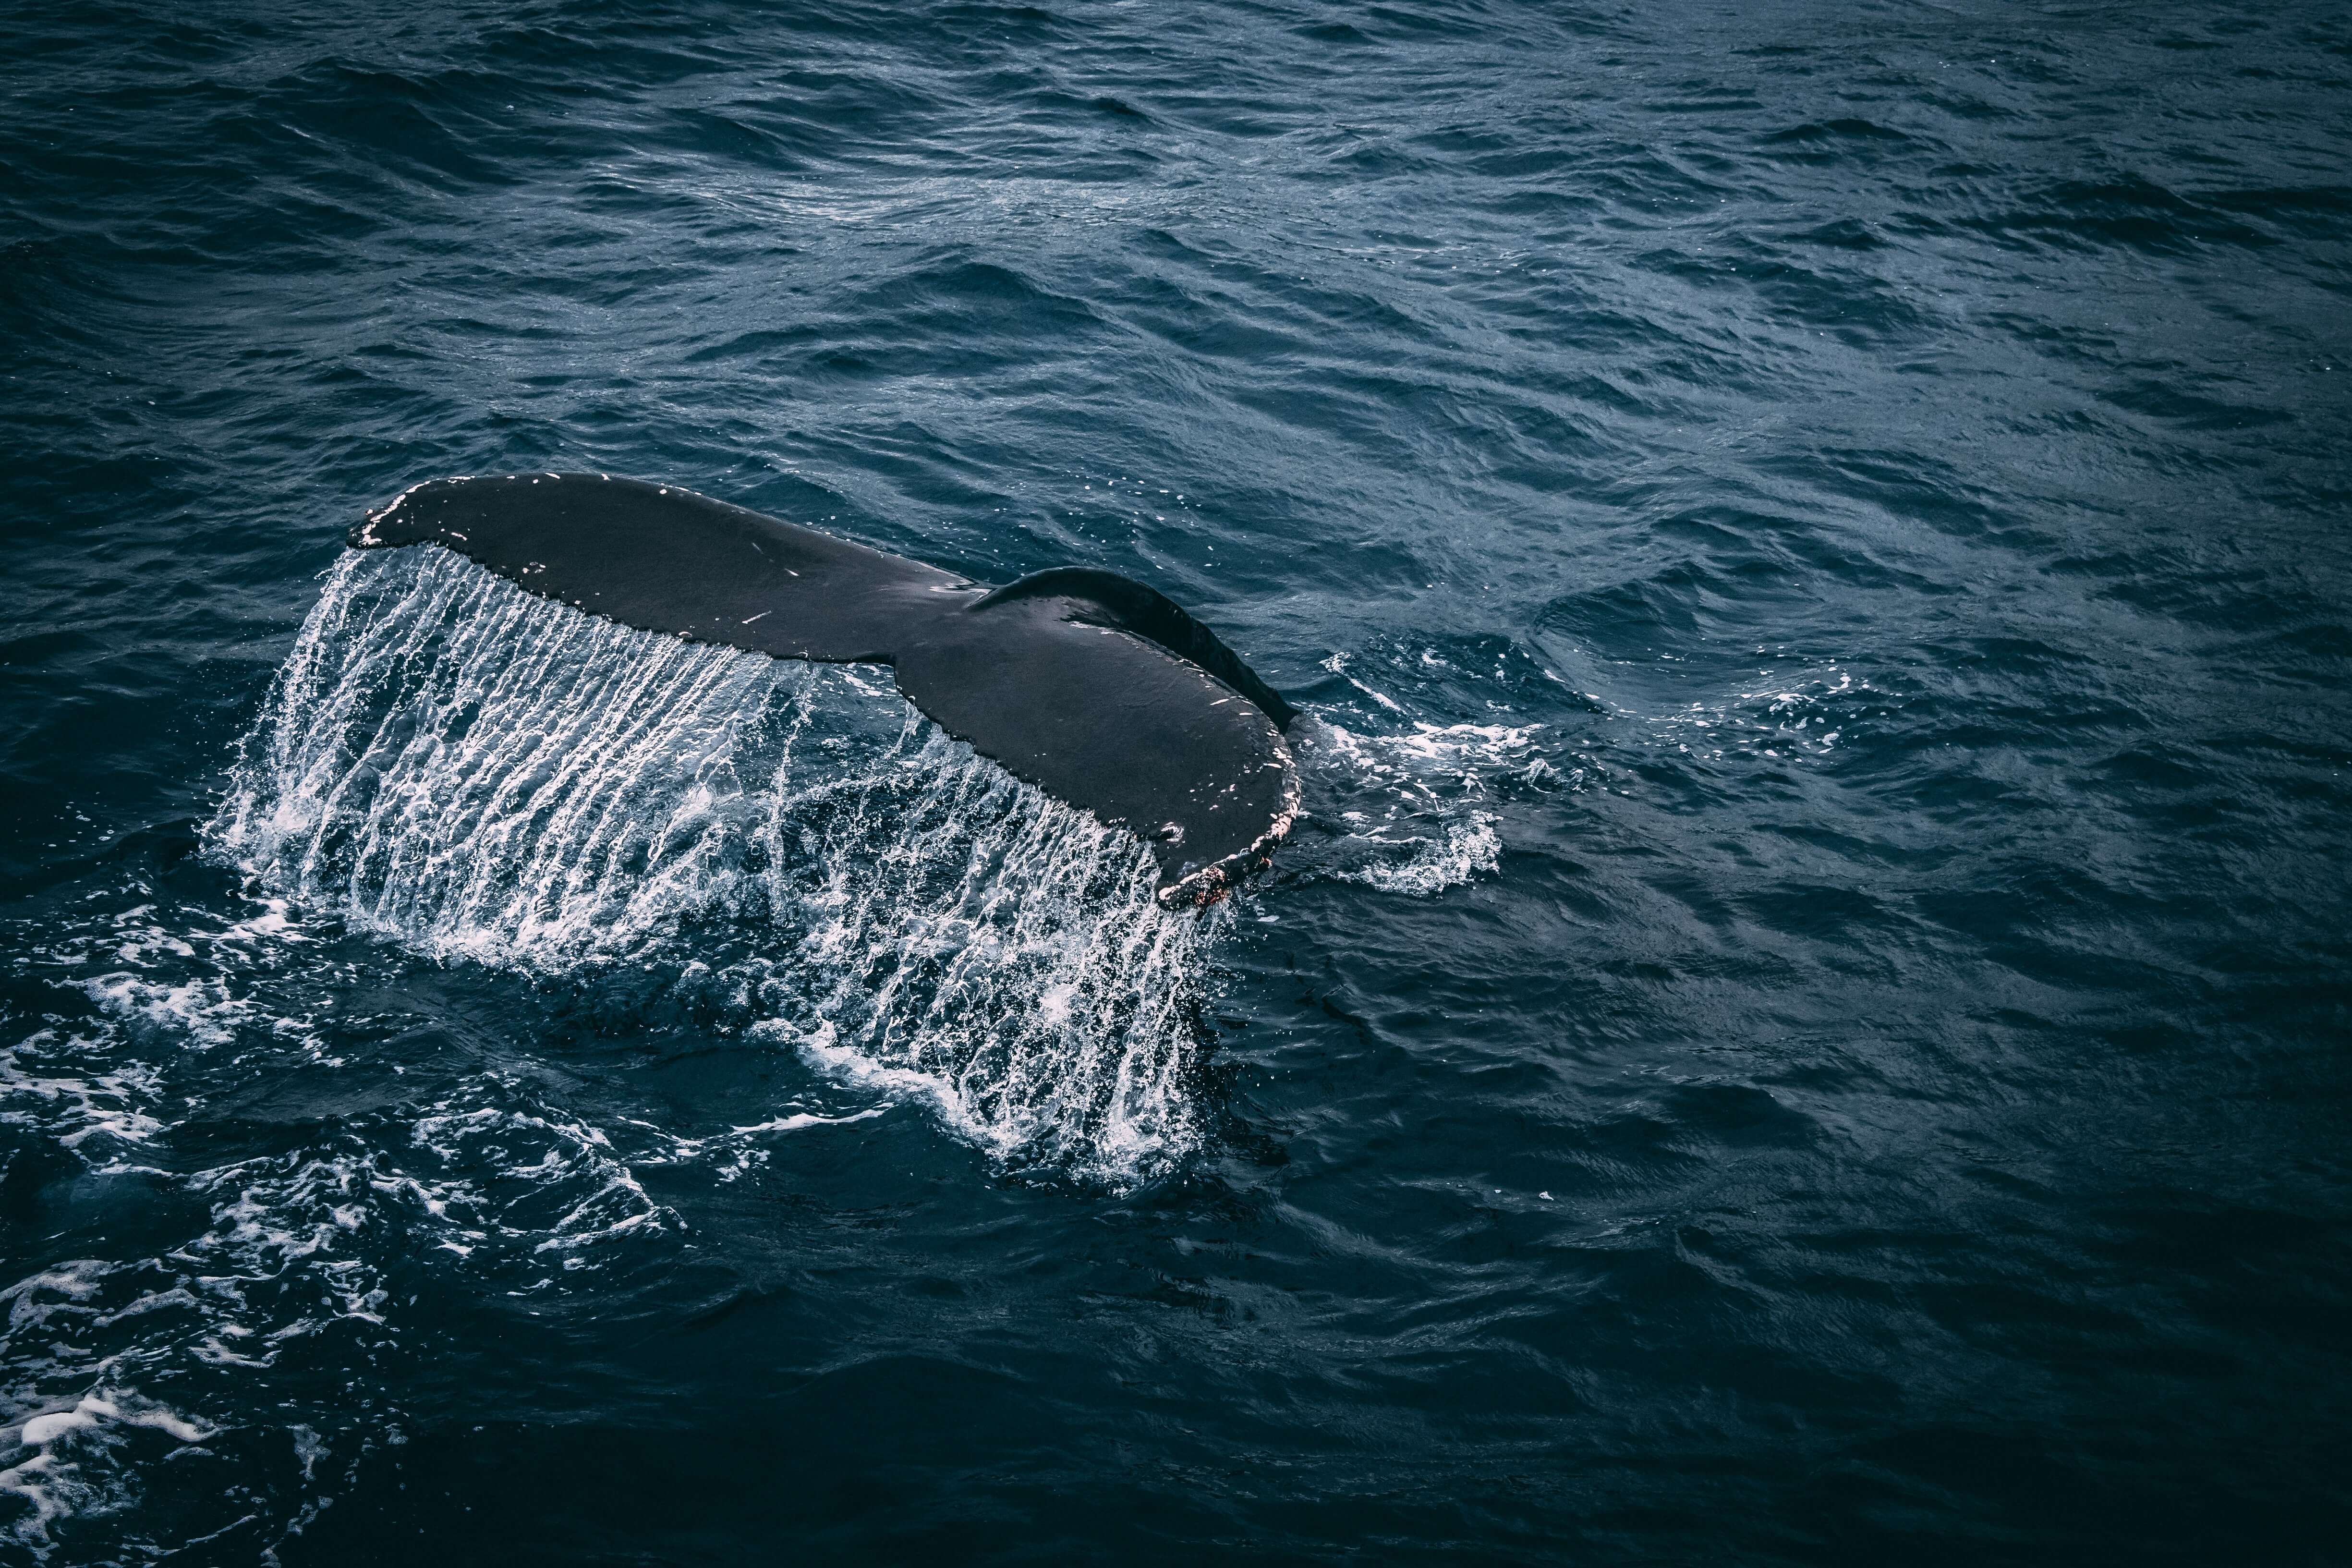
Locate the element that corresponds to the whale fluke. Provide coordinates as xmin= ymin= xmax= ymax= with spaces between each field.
xmin=351 ymin=474 xmax=1297 ymax=904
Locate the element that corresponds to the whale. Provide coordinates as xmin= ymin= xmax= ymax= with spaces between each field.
xmin=350 ymin=473 xmax=1299 ymax=905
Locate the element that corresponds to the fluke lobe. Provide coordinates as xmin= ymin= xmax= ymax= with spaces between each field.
xmin=351 ymin=474 xmax=1299 ymax=905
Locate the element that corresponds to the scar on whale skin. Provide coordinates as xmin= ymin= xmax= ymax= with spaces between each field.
xmin=350 ymin=473 xmax=1299 ymax=906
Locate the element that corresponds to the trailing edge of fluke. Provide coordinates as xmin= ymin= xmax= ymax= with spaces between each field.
xmin=350 ymin=473 xmax=1299 ymax=906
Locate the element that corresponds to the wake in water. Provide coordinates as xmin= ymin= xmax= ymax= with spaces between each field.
xmin=208 ymin=550 xmax=1216 ymax=1185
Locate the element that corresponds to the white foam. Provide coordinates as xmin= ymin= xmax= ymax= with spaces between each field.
xmin=1284 ymin=716 xmax=1528 ymax=898
xmin=1320 ymin=651 xmax=1404 ymax=713
xmin=0 ymin=1043 xmax=165 ymax=1151
xmin=1329 ymin=813 xmax=1502 ymax=896
xmin=79 ymin=973 xmax=244 ymax=1051
xmin=0 ymin=1040 xmax=703 ymax=1549
xmin=727 ymin=1106 xmax=890 ymax=1137
xmin=1635 ymin=665 xmax=1865 ymax=762
xmin=1311 ymin=717 xmax=1546 ymax=790
xmin=0 ymin=1387 xmax=211 ymax=1553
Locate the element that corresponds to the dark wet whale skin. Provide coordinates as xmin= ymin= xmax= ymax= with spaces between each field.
xmin=352 ymin=473 xmax=1298 ymax=903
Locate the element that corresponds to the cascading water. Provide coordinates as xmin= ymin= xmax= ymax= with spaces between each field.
xmin=208 ymin=549 xmax=1215 ymax=1185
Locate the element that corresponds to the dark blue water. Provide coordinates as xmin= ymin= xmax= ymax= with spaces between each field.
xmin=5 ymin=0 xmax=2351 ymax=1562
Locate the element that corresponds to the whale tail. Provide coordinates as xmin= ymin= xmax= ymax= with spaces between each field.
xmin=352 ymin=474 xmax=1297 ymax=904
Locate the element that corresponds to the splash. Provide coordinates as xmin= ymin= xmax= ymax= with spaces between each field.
xmin=208 ymin=549 xmax=1212 ymax=1186
xmin=1284 ymin=718 xmax=1531 ymax=897
xmin=1326 ymin=813 xmax=1502 ymax=896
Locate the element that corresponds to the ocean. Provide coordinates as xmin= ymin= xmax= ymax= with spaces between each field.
xmin=2 ymin=0 xmax=2349 ymax=1561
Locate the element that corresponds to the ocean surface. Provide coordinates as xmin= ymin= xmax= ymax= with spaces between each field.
xmin=3 ymin=0 xmax=2350 ymax=1561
